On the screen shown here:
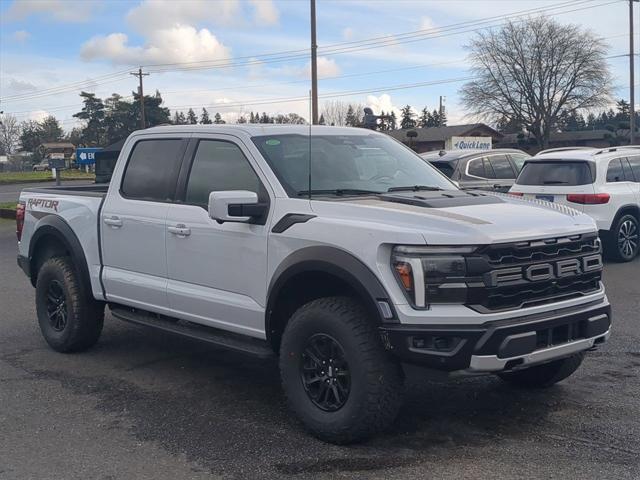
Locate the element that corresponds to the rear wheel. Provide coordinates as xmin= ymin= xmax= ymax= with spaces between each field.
xmin=607 ymin=214 xmax=639 ymax=262
xmin=35 ymin=257 xmax=104 ymax=352
xmin=279 ymin=296 xmax=404 ymax=444
xmin=497 ymin=353 xmax=584 ymax=388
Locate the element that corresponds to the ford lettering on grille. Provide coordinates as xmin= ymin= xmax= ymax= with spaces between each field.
xmin=487 ymin=254 xmax=603 ymax=287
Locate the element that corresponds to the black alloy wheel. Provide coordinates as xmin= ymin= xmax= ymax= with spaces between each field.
xmin=46 ymin=280 xmax=68 ymax=332
xmin=300 ymin=333 xmax=351 ymax=412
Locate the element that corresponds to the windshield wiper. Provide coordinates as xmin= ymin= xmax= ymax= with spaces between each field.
xmin=296 ymin=188 xmax=381 ymax=197
xmin=387 ymin=185 xmax=444 ymax=192
xmin=542 ymin=180 xmax=569 ymax=185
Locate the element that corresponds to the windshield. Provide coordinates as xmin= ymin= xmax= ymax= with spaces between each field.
xmin=252 ymin=133 xmax=456 ymax=196
xmin=517 ymin=160 xmax=594 ymax=186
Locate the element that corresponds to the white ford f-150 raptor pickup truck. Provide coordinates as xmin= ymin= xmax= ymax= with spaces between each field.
xmin=17 ymin=125 xmax=611 ymax=444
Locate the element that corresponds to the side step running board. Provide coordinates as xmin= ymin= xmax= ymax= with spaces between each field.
xmin=110 ymin=305 xmax=275 ymax=359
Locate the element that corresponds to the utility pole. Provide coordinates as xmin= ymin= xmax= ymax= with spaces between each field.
xmin=310 ymin=0 xmax=319 ymax=125
xmin=130 ymin=68 xmax=149 ymax=130
xmin=630 ymin=0 xmax=638 ymax=144
xmin=439 ymin=96 xmax=446 ymax=127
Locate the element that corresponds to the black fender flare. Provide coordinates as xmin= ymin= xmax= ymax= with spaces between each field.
xmin=265 ymin=246 xmax=398 ymax=339
xmin=28 ymin=215 xmax=93 ymax=297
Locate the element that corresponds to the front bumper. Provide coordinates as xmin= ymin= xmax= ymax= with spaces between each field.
xmin=379 ymin=300 xmax=611 ymax=373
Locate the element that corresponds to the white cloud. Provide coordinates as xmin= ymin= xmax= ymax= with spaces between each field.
xmin=366 ymin=94 xmax=403 ymax=119
xmin=5 ymin=0 xmax=97 ymax=22
xmin=6 ymin=78 xmax=38 ymax=93
xmin=419 ymin=16 xmax=438 ymax=33
xmin=81 ymin=26 xmax=231 ymax=66
xmin=26 ymin=110 xmax=51 ymax=122
xmin=305 ymin=57 xmax=341 ymax=79
xmin=11 ymin=30 xmax=31 ymax=42
xmin=126 ymin=0 xmax=240 ymax=33
xmin=249 ymin=0 xmax=279 ymax=26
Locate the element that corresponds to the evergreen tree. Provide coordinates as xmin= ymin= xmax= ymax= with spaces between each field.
xmin=400 ymin=105 xmax=416 ymax=129
xmin=418 ymin=107 xmax=430 ymax=128
xmin=73 ymin=91 xmax=105 ymax=146
xmin=200 ymin=108 xmax=212 ymax=124
xmin=249 ymin=112 xmax=255 ymax=123
xmin=260 ymin=112 xmax=270 ymax=123
xmin=345 ymin=105 xmax=357 ymax=126
xmin=389 ymin=111 xmax=397 ymax=130
xmin=318 ymin=114 xmax=326 ymax=125
xmin=237 ymin=115 xmax=247 ymax=124
xmin=186 ymin=108 xmax=198 ymax=125
xmin=213 ymin=112 xmax=226 ymax=124
xmin=439 ymin=108 xmax=447 ymax=126
xmin=38 ymin=116 xmax=64 ymax=143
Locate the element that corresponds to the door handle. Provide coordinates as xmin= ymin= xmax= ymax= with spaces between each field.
xmin=168 ymin=224 xmax=191 ymax=237
xmin=103 ymin=216 xmax=123 ymax=228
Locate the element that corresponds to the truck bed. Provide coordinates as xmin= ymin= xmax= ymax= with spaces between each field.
xmin=22 ymin=183 xmax=108 ymax=197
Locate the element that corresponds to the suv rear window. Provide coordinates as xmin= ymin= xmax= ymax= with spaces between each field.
xmin=430 ymin=160 xmax=457 ymax=178
xmin=516 ymin=161 xmax=594 ymax=186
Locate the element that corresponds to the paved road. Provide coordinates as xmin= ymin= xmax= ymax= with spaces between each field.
xmin=0 ymin=180 xmax=93 ymax=203
xmin=0 ymin=218 xmax=638 ymax=480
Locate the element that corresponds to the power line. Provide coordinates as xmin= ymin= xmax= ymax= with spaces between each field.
xmin=0 ymin=0 xmax=621 ymax=104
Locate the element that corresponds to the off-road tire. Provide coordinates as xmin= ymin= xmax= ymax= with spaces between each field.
xmin=35 ymin=256 xmax=104 ymax=352
xmin=606 ymin=213 xmax=639 ymax=262
xmin=279 ymin=296 xmax=404 ymax=444
xmin=497 ymin=352 xmax=585 ymax=388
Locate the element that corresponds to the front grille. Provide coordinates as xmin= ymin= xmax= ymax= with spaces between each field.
xmin=466 ymin=233 xmax=602 ymax=312
xmin=535 ymin=318 xmax=588 ymax=350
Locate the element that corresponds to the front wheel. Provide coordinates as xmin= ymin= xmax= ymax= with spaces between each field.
xmin=35 ymin=257 xmax=104 ymax=352
xmin=497 ymin=352 xmax=584 ymax=388
xmin=279 ymin=297 xmax=404 ymax=444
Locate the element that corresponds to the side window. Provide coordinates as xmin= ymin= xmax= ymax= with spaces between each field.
xmin=185 ymin=140 xmax=262 ymax=207
xmin=467 ymin=158 xmax=486 ymax=178
xmin=628 ymin=156 xmax=640 ymax=182
xmin=482 ymin=158 xmax=496 ymax=179
xmin=606 ymin=159 xmax=625 ymax=183
xmin=121 ymin=139 xmax=185 ymax=201
xmin=488 ymin=155 xmax=516 ymax=179
xmin=510 ymin=154 xmax=528 ymax=173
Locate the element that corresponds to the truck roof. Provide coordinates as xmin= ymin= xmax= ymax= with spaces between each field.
xmin=137 ymin=124 xmax=375 ymax=137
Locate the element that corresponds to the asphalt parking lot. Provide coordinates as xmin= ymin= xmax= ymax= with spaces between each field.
xmin=0 ymin=217 xmax=638 ymax=480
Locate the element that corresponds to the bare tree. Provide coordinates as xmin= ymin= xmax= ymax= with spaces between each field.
xmin=460 ymin=17 xmax=612 ymax=148
xmin=0 ymin=114 xmax=21 ymax=155
xmin=320 ymin=100 xmax=364 ymax=126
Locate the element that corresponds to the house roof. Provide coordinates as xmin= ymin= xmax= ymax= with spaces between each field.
xmin=387 ymin=123 xmax=503 ymax=142
xmin=40 ymin=142 xmax=76 ymax=149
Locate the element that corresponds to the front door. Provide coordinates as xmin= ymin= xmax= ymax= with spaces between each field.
xmin=101 ymin=137 xmax=187 ymax=310
xmin=165 ymin=136 xmax=272 ymax=339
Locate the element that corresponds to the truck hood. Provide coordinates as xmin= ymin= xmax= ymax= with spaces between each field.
xmin=309 ymin=191 xmax=596 ymax=245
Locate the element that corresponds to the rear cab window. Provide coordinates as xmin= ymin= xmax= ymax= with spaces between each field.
xmin=516 ymin=160 xmax=595 ymax=186
xmin=121 ymin=139 xmax=186 ymax=201
xmin=430 ymin=160 xmax=458 ymax=178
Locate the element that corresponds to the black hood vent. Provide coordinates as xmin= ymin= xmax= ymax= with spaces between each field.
xmin=378 ymin=190 xmax=505 ymax=208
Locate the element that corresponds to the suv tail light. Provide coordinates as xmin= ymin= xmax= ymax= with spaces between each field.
xmin=508 ymin=192 xmax=524 ymax=196
xmin=16 ymin=202 xmax=26 ymax=241
xmin=566 ymin=193 xmax=610 ymax=205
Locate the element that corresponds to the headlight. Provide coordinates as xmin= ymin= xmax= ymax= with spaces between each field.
xmin=392 ymin=245 xmax=476 ymax=308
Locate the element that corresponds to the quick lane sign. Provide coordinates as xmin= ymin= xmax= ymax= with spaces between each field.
xmin=446 ymin=136 xmax=492 ymax=151
xmin=76 ymin=147 xmax=102 ymax=165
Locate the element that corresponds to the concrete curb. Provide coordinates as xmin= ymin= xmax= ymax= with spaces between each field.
xmin=0 ymin=208 xmax=16 ymax=220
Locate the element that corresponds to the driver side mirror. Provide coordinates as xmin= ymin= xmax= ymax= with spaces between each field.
xmin=208 ymin=191 xmax=267 ymax=223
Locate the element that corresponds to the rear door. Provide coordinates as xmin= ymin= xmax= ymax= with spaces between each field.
xmin=101 ymin=136 xmax=188 ymax=310
xmin=486 ymin=154 xmax=517 ymax=192
xmin=626 ymin=155 xmax=640 ymax=204
xmin=462 ymin=156 xmax=493 ymax=190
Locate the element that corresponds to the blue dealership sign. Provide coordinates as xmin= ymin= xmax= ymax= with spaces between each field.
xmin=76 ymin=147 xmax=102 ymax=165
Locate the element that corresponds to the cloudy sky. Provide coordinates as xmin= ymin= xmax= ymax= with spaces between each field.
xmin=0 ymin=0 xmax=635 ymax=131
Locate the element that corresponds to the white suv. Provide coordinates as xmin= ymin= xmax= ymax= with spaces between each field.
xmin=510 ymin=147 xmax=640 ymax=262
